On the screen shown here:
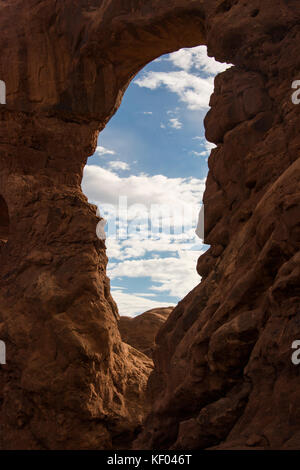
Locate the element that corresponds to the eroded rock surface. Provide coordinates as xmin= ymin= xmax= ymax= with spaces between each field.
xmin=119 ymin=308 xmax=173 ymax=358
xmin=0 ymin=0 xmax=299 ymax=450
xmin=136 ymin=3 xmax=300 ymax=450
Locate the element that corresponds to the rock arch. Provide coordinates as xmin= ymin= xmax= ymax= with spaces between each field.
xmin=0 ymin=0 xmax=299 ymax=450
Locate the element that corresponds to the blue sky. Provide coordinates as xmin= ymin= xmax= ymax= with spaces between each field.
xmin=82 ymin=46 xmax=230 ymax=316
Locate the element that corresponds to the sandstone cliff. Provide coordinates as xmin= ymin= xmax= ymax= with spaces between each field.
xmin=0 ymin=0 xmax=299 ymax=450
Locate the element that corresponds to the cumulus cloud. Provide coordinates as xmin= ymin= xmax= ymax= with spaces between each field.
xmin=190 ymin=150 xmax=206 ymax=157
xmin=95 ymin=146 xmax=116 ymax=156
xmin=108 ymin=250 xmax=202 ymax=299
xmin=135 ymin=70 xmax=214 ymax=110
xmin=167 ymin=108 xmax=180 ymax=115
xmin=83 ymin=167 xmax=204 ymax=250
xmin=82 ymin=165 xmax=206 ymax=315
xmin=82 ymin=165 xmax=205 ymax=210
xmin=135 ymin=46 xmax=232 ymax=111
xmin=106 ymin=232 xmax=202 ymax=261
xmin=168 ymin=45 xmax=231 ymax=75
xmin=169 ymin=118 xmax=183 ymax=129
xmin=108 ymin=161 xmax=130 ymax=171
xmin=191 ymin=138 xmax=217 ymax=157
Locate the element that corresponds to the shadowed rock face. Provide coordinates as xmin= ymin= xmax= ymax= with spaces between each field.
xmin=119 ymin=308 xmax=173 ymax=358
xmin=0 ymin=0 xmax=300 ymax=450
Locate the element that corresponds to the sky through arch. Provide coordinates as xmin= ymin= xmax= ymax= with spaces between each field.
xmin=82 ymin=46 xmax=231 ymax=317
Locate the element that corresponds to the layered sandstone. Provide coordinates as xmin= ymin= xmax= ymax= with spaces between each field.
xmin=0 ymin=0 xmax=299 ymax=450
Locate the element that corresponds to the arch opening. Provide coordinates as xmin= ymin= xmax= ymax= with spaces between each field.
xmin=82 ymin=46 xmax=231 ymax=319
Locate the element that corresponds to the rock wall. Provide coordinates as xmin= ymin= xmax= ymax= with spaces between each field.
xmin=0 ymin=0 xmax=299 ymax=450
xmin=0 ymin=113 xmax=153 ymax=449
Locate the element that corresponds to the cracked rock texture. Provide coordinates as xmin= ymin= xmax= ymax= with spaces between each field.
xmin=0 ymin=0 xmax=300 ymax=450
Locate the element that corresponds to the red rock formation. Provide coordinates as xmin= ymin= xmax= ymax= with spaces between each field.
xmin=0 ymin=0 xmax=299 ymax=450
xmin=119 ymin=307 xmax=173 ymax=358
xmin=136 ymin=3 xmax=300 ymax=450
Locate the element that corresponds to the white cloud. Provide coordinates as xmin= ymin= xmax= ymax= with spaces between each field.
xmin=106 ymin=233 xmax=203 ymax=261
xmin=111 ymin=289 xmax=174 ymax=317
xmin=105 ymin=238 xmax=123 ymax=259
xmin=191 ymin=150 xmax=207 ymax=157
xmin=167 ymin=108 xmax=180 ymax=115
xmin=134 ymin=46 xmax=232 ymax=111
xmin=168 ymin=46 xmax=231 ymax=75
xmin=82 ymin=165 xmax=206 ymax=312
xmin=109 ymin=251 xmax=202 ymax=300
xmin=192 ymin=136 xmax=217 ymax=156
xmin=82 ymin=165 xmax=205 ymax=210
xmin=132 ymin=292 xmax=157 ymax=298
xmin=169 ymin=118 xmax=182 ymax=129
xmin=95 ymin=146 xmax=116 ymax=156
xmin=135 ymin=70 xmax=214 ymax=110
xmin=82 ymin=166 xmax=206 ymax=265
xmin=205 ymin=141 xmax=217 ymax=152
xmin=108 ymin=161 xmax=130 ymax=171
xmin=143 ymin=111 xmax=153 ymax=115
xmin=191 ymin=137 xmax=216 ymax=157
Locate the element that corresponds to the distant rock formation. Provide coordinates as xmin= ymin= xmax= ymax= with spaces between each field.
xmin=119 ymin=308 xmax=173 ymax=358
